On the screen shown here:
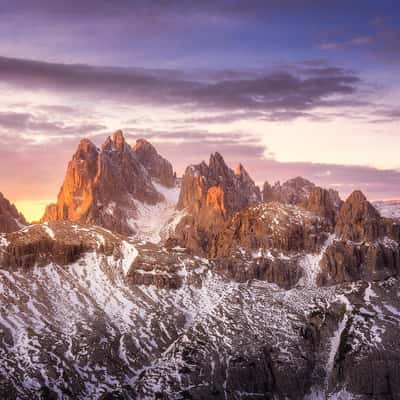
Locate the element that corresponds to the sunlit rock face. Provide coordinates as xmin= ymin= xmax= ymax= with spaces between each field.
xmin=0 ymin=192 xmax=26 ymax=233
xmin=41 ymin=131 xmax=165 ymax=235
xmin=133 ymin=138 xmax=176 ymax=188
xmin=172 ymin=152 xmax=261 ymax=254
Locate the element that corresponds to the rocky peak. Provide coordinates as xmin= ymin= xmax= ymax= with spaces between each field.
xmin=133 ymin=138 xmax=176 ymax=188
xmin=77 ymin=138 xmax=98 ymax=154
xmin=208 ymin=152 xmax=231 ymax=181
xmin=178 ymin=153 xmax=260 ymax=215
xmin=262 ymin=176 xmax=342 ymax=224
xmin=302 ymin=187 xmax=339 ymax=224
xmin=235 ymin=163 xmax=253 ymax=184
xmin=42 ymin=131 xmax=163 ymax=235
xmin=335 ymin=190 xmax=382 ymax=241
xmin=173 ymin=153 xmax=261 ymax=254
xmin=319 ymin=190 xmax=400 ymax=285
xmin=0 ymin=192 xmax=26 ymax=233
xmin=112 ymin=129 xmax=125 ymax=150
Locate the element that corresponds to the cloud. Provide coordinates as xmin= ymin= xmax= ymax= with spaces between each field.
xmin=318 ymin=42 xmax=341 ymax=50
xmin=0 ymin=111 xmax=106 ymax=147
xmin=0 ymin=56 xmax=365 ymax=119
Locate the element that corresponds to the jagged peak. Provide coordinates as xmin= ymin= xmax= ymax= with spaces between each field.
xmin=112 ymin=129 xmax=126 ymax=149
xmin=235 ymin=163 xmax=254 ymax=182
xmin=340 ymin=190 xmax=380 ymax=219
xmin=345 ymin=190 xmax=367 ymax=203
xmin=209 ymin=151 xmax=225 ymax=165
xmin=235 ymin=163 xmax=245 ymax=176
xmin=101 ymin=130 xmax=127 ymax=152
xmin=134 ymin=138 xmax=153 ymax=151
xmin=76 ymin=138 xmax=98 ymax=153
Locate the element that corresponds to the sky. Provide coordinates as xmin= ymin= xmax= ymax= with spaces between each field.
xmin=0 ymin=0 xmax=399 ymax=221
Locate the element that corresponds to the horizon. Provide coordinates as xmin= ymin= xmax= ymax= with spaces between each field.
xmin=1 ymin=1 xmax=400 ymax=220
xmin=11 ymin=130 xmax=400 ymax=222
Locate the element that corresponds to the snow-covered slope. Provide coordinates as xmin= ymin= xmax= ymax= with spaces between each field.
xmin=0 ymin=225 xmax=399 ymax=399
xmin=374 ymin=200 xmax=400 ymax=220
xmin=129 ymin=181 xmax=184 ymax=244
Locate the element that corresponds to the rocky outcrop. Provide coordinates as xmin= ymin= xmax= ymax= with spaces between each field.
xmin=125 ymin=241 xmax=208 ymax=290
xmin=335 ymin=190 xmax=386 ymax=242
xmin=263 ymin=177 xmax=342 ymax=223
xmin=172 ymin=153 xmax=261 ymax=254
xmin=216 ymin=251 xmax=302 ymax=289
xmin=319 ymin=191 xmax=400 ymax=285
xmin=0 ymin=192 xmax=26 ymax=233
xmin=0 ymin=221 xmax=120 ymax=269
xmin=41 ymin=131 xmax=163 ymax=235
xmin=212 ymin=202 xmax=331 ymax=258
xmin=133 ymin=138 xmax=176 ymax=188
xmin=318 ymin=238 xmax=400 ymax=285
xmin=210 ymin=202 xmax=332 ymax=288
xmin=263 ymin=176 xmax=316 ymax=205
xmin=303 ymin=187 xmax=339 ymax=224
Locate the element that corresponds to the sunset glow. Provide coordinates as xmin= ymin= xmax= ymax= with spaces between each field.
xmin=0 ymin=1 xmax=399 ymax=221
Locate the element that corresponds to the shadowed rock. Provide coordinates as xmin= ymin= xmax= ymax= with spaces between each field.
xmin=133 ymin=138 xmax=176 ymax=188
xmin=0 ymin=192 xmax=26 ymax=233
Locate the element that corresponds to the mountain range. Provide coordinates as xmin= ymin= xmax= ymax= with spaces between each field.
xmin=0 ymin=130 xmax=399 ymax=400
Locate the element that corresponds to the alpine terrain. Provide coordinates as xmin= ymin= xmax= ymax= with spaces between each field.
xmin=0 ymin=131 xmax=399 ymax=400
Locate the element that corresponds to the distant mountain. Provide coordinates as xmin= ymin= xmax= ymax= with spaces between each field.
xmin=374 ymin=199 xmax=400 ymax=220
xmin=0 ymin=191 xmax=26 ymax=233
xmin=41 ymin=131 xmax=178 ymax=237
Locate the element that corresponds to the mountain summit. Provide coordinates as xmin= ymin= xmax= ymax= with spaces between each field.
xmin=41 ymin=131 xmax=170 ymax=235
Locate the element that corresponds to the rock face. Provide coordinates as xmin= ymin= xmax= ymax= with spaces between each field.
xmin=319 ymin=190 xmax=400 ymax=285
xmin=303 ymin=186 xmax=339 ymax=224
xmin=263 ymin=177 xmax=342 ymax=223
xmin=210 ymin=202 xmax=332 ymax=288
xmin=0 ymin=192 xmax=26 ymax=233
xmin=263 ymin=176 xmax=316 ymax=205
xmin=0 ymin=221 xmax=123 ymax=269
xmin=172 ymin=153 xmax=261 ymax=254
xmin=133 ymin=139 xmax=176 ymax=188
xmin=42 ymin=131 xmax=164 ymax=235
xmin=212 ymin=202 xmax=331 ymax=258
xmin=335 ymin=190 xmax=386 ymax=242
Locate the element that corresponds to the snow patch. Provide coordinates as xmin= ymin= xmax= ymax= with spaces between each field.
xmin=300 ymin=234 xmax=335 ymax=287
xmin=42 ymin=223 xmax=55 ymax=239
xmin=129 ymin=182 xmax=184 ymax=243
xmin=119 ymin=241 xmax=138 ymax=275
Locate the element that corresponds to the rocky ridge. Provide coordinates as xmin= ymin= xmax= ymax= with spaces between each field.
xmin=171 ymin=152 xmax=261 ymax=254
xmin=319 ymin=190 xmax=400 ymax=285
xmin=41 ymin=131 xmax=172 ymax=235
xmin=0 ymin=192 xmax=26 ymax=233
xmin=0 ymin=136 xmax=400 ymax=399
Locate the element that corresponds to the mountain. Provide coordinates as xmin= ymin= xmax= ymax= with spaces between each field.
xmin=0 ymin=191 xmax=26 ymax=233
xmin=263 ymin=176 xmax=342 ymax=223
xmin=319 ymin=190 xmax=400 ymax=285
xmin=0 ymin=200 xmax=399 ymax=399
xmin=133 ymin=138 xmax=176 ymax=188
xmin=41 ymin=131 xmax=177 ymax=236
xmin=1 ymin=142 xmax=400 ymax=399
xmin=171 ymin=152 xmax=261 ymax=254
